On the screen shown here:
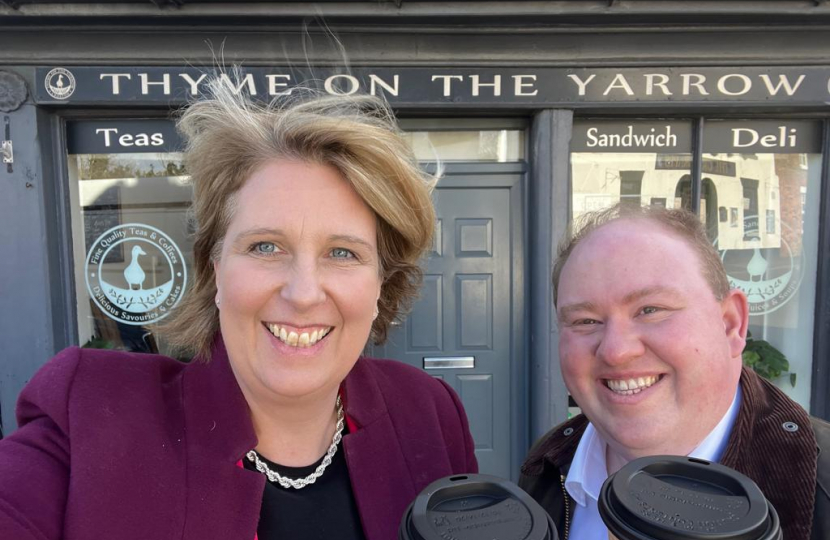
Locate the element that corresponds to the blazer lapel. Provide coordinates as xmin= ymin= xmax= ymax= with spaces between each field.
xmin=180 ymin=337 xmax=265 ymax=540
xmin=342 ymin=359 xmax=419 ymax=540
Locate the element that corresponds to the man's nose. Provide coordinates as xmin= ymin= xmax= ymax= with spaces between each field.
xmin=594 ymin=320 xmax=646 ymax=365
xmin=279 ymin=259 xmax=327 ymax=309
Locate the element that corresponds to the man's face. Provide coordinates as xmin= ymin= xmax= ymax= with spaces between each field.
xmin=556 ymin=218 xmax=748 ymax=461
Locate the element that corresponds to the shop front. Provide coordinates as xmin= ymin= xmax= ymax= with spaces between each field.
xmin=1 ymin=1 xmax=829 ymax=480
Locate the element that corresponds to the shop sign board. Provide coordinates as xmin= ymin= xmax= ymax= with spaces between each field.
xmin=67 ymin=120 xmax=182 ymax=154
xmin=703 ymin=120 xmax=822 ymax=154
xmin=571 ymin=121 xmax=693 ymax=153
xmin=572 ymin=120 xmax=821 ymax=154
xmin=35 ymin=66 xmax=830 ymax=107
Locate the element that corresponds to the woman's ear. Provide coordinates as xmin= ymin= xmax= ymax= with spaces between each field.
xmin=721 ymin=289 xmax=750 ymax=360
xmin=373 ymin=288 xmax=381 ymax=321
xmin=213 ymin=260 xmax=221 ymax=307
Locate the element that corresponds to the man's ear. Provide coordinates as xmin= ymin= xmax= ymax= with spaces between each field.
xmin=721 ymin=289 xmax=750 ymax=359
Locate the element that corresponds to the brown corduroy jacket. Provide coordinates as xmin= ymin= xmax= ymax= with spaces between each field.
xmin=519 ymin=367 xmax=830 ymax=540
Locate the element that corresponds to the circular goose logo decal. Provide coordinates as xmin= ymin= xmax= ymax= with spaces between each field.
xmin=85 ymin=224 xmax=187 ymax=325
xmin=716 ymin=216 xmax=804 ymax=316
xmin=44 ymin=68 xmax=76 ymax=100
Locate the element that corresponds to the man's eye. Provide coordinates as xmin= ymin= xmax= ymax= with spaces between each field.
xmin=574 ymin=319 xmax=599 ymax=326
xmin=331 ymin=248 xmax=356 ymax=259
xmin=641 ymin=306 xmax=660 ymax=315
xmin=252 ymin=242 xmax=279 ymax=255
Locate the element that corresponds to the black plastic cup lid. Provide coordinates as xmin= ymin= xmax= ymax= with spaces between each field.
xmin=399 ymin=473 xmax=558 ymax=540
xmin=599 ymin=455 xmax=781 ymax=540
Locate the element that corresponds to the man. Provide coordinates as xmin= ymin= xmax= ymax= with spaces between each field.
xmin=519 ymin=205 xmax=830 ymax=540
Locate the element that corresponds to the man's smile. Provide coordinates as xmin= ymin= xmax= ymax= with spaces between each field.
xmin=603 ymin=374 xmax=663 ymax=396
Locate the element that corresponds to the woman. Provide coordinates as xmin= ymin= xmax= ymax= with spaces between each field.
xmin=0 ymin=84 xmax=477 ymax=540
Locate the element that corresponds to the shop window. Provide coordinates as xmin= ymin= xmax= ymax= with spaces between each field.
xmin=67 ymin=120 xmax=191 ymax=357
xmin=570 ymin=118 xmax=822 ymax=410
xmin=400 ymin=129 xmax=524 ymax=162
xmin=702 ymin=120 xmax=822 ymax=409
xmin=619 ymin=171 xmax=644 ymax=209
xmin=766 ymin=210 xmax=777 ymax=235
xmin=65 ymin=119 xmax=523 ymax=357
xmin=741 ymin=177 xmax=760 ymax=241
xmin=570 ymin=120 xmax=693 ymax=221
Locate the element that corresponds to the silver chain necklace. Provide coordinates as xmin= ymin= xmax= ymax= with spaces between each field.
xmin=246 ymin=395 xmax=344 ymax=490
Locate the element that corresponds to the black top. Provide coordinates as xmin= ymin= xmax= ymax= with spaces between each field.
xmin=244 ymin=435 xmax=367 ymax=540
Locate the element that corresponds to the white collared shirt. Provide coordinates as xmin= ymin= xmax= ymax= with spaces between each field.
xmin=564 ymin=386 xmax=742 ymax=540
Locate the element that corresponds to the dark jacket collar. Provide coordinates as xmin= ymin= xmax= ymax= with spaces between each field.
xmin=720 ymin=367 xmax=817 ymax=540
xmin=521 ymin=414 xmax=588 ymax=476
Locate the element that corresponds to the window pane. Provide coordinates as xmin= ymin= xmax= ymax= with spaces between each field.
xmin=401 ymin=130 xmax=524 ymax=162
xmin=570 ymin=120 xmax=693 ymax=220
xmin=67 ymin=120 xmax=191 ymax=357
xmin=704 ymin=120 xmax=822 ymax=409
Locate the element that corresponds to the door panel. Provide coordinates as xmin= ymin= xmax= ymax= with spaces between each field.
xmin=372 ymin=173 xmax=522 ymax=479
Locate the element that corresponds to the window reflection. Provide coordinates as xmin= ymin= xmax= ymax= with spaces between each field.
xmin=708 ymin=149 xmax=820 ymax=409
xmin=571 ymin=152 xmax=693 ymax=219
xmin=401 ymin=130 xmax=524 ymax=162
xmin=76 ymin=153 xmax=187 ymax=180
xmin=67 ymin=151 xmax=191 ymax=357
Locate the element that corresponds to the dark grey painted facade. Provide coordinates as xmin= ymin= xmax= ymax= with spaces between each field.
xmin=1 ymin=2 xmax=829 ymax=468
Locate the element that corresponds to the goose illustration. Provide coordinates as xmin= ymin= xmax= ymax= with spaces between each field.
xmin=746 ymin=247 xmax=768 ymax=282
xmin=124 ymin=245 xmax=147 ymax=290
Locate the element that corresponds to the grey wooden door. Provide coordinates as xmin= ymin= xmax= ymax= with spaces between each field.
xmin=371 ymin=164 xmax=526 ymax=480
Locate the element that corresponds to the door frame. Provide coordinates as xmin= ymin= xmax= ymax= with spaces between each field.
xmin=430 ymin=161 xmax=529 ymax=480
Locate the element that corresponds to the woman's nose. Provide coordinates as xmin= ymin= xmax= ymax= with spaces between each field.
xmin=279 ymin=260 xmax=327 ymax=309
xmin=594 ymin=320 xmax=646 ymax=366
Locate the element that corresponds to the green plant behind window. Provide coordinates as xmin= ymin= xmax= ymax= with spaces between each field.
xmin=742 ymin=330 xmax=795 ymax=387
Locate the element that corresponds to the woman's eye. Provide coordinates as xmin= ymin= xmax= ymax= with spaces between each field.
xmin=253 ymin=242 xmax=279 ymax=255
xmin=641 ymin=306 xmax=660 ymax=315
xmin=331 ymin=248 xmax=356 ymax=259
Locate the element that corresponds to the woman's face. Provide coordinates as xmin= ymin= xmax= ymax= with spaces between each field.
xmin=215 ymin=159 xmax=382 ymax=406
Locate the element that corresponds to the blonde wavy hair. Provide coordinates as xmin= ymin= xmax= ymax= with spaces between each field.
xmin=161 ymin=81 xmax=437 ymax=360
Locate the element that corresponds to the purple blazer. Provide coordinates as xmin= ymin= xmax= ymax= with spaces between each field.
xmin=0 ymin=339 xmax=477 ymax=540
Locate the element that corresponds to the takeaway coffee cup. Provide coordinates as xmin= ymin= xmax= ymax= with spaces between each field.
xmin=599 ymin=455 xmax=782 ymax=540
xmin=399 ymin=473 xmax=558 ymax=540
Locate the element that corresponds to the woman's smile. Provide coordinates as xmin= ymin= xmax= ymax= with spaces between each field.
xmin=262 ymin=323 xmax=336 ymax=358
xmin=264 ymin=322 xmax=333 ymax=348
